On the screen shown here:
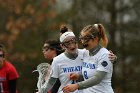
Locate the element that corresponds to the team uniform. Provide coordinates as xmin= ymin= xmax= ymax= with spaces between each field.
xmin=82 ymin=48 xmax=114 ymax=93
xmin=51 ymin=49 xmax=86 ymax=93
xmin=0 ymin=60 xmax=19 ymax=93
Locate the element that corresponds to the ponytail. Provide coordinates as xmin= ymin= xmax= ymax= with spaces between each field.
xmin=98 ymin=24 xmax=108 ymax=47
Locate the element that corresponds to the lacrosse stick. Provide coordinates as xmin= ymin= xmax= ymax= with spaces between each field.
xmin=33 ymin=63 xmax=51 ymax=92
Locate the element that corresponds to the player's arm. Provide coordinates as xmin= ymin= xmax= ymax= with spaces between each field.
xmin=63 ymin=53 xmax=112 ymax=92
xmin=40 ymin=77 xmax=57 ymax=93
xmin=62 ymin=71 xmax=106 ymax=92
xmin=78 ymin=71 xmax=106 ymax=89
xmin=109 ymin=50 xmax=117 ymax=63
xmin=77 ymin=53 xmax=113 ymax=89
xmin=50 ymin=78 xmax=61 ymax=93
xmin=41 ymin=57 xmax=59 ymax=93
xmin=9 ymin=78 xmax=18 ymax=93
xmin=8 ymin=63 xmax=19 ymax=93
xmin=69 ymin=73 xmax=84 ymax=81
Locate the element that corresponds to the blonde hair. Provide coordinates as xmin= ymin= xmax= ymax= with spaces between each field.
xmin=81 ymin=24 xmax=108 ymax=47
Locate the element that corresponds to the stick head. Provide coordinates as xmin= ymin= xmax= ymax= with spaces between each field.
xmin=35 ymin=63 xmax=51 ymax=92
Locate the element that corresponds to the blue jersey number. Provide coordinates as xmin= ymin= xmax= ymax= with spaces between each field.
xmin=83 ymin=71 xmax=88 ymax=79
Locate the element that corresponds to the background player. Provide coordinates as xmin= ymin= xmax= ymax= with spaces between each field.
xmin=0 ymin=44 xmax=19 ymax=93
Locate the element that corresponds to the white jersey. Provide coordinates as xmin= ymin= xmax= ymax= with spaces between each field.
xmin=82 ymin=48 xmax=114 ymax=93
xmin=51 ymin=49 xmax=86 ymax=93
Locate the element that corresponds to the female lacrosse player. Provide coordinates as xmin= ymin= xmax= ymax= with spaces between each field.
xmin=0 ymin=44 xmax=19 ymax=93
xmin=63 ymin=24 xmax=114 ymax=93
xmin=40 ymin=25 xmax=85 ymax=93
xmin=36 ymin=40 xmax=62 ymax=93
xmin=42 ymin=40 xmax=62 ymax=93
xmin=40 ymin=25 xmax=116 ymax=93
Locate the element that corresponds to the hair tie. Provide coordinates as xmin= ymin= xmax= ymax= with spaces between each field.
xmin=94 ymin=24 xmax=98 ymax=29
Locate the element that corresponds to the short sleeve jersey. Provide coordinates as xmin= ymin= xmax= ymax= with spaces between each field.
xmin=82 ymin=48 xmax=114 ymax=93
xmin=51 ymin=49 xmax=87 ymax=93
xmin=0 ymin=60 xmax=19 ymax=93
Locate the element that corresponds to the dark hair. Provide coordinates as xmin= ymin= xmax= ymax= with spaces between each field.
xmin=0 ymin=44 xmax=4 ymax=48
xmin=60 ymin=24 xmax=69 ymax=34
xmin=0 ymin=44 xmax=6 ymax=57
xmin=44 ymin=40 xmax=62 ymax=55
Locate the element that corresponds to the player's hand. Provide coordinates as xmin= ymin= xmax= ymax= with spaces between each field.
xmin=63 ymin=84 xmax=79 ymax=93
xmin=69 ymin=73 xmax=80 ymax=80
xmin=109 ymin=50 xmax=117 ymax=63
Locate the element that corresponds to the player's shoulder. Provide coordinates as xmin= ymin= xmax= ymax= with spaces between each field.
xmin=98 ymin=47 xmax=109 ymax=54
xmin=4 ymin=60 xmax=14 ymax=67
xmin=3 ymin=60 xmax=17 ymax=72
xmin=78 ymin=48 xmax=88 ymax=53
xmin=53 ymin=53 xmax=66 ymax=62
xmin=96 ymin=48 xmax=109 ymax=58
xmin=95 ymin=47 xmax=110 ymax=61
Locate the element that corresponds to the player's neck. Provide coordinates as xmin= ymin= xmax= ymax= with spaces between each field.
xmin=89 ymin=44 xmax=102 ymax=56
xmin=64 ymin=51 xmax=78 ymax=60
